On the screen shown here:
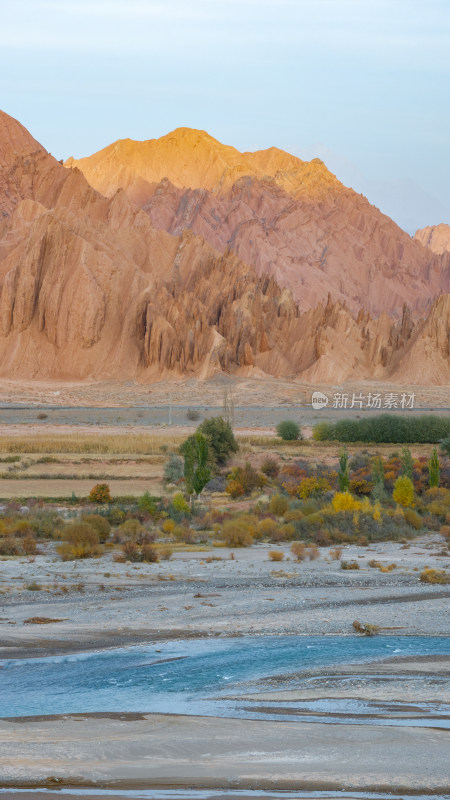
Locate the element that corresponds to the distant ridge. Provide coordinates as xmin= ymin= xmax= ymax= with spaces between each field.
xmin=67 ymin=127 xmax=450 ymax=317
xmin=414 ymin=223 xmax=450 ymax=255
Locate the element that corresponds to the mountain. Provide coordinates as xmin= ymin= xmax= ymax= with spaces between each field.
xmin=66 ymin=128 xmax=450 ymax=316
xmin=414 ymin=224 xmax=450 ymax=255
xmin=388 ymin=294 xmax=450 ymax=385
xmin=0 ymin=110 xmax=448 ymax=385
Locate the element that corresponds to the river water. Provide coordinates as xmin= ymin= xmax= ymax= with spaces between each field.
xmin=1 ymin=635 xmax=449 ymax=722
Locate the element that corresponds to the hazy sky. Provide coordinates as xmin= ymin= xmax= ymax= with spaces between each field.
xmin=1 ymin=0 xmax=449 ymax=232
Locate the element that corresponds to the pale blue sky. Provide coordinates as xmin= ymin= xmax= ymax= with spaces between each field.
xmin=1 ymin=0 xmax=449 ymax=232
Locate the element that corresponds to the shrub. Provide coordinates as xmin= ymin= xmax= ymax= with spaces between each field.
xmin=261 ymin=457 xmax=280 ymax=478
xmin=329 ymin=547 xmax=343 ymax=560
xmin=314 ymin=529 xmax=331 ymax=547
xmin=331 ymin=492 xmax=361 ymax=512
xmin=122 ymin=540 xmax=140 ymax=562
xmin=393 ymin=476 xmax=415 ymax=507
xmin=113 ymin=519 xmax=148 ymax=543
xmin=121 ymin=540 xmax=160 ymax=562
xmin=402 ymin=508 xmax=422 ymax=530
xmin=158 ymin=544 xmax=173 ymax=560
xmin=284 ymin=508 xmax=304 ymax=522
xmin=257 ymin=517 xmax=278 ymax=539
xmin=276 ymin=420 xmax=301 ymax=441
xmin=312 ymin=421 xmax=333 ymax=441
xmin=89 ymin=483 xmax=112 ymax=503
xmin=23 ymin=534 xmax=37 ymax=555
xmin=228 ymin=462 xmax=265 ymax=495
xmin=379 ymin=563 xmax=396 ymax=573
xmin=29 ymin=510 xmax=64 ymax=539
xmin=186 ymin=408 xmax=200 ymax=421
xmin=171 ymin=492 xmax=191 ymax=515
xmin=341 ymin=560 xmax=360 ymax=570
xmin=420 ymin=568 xmax=449 ymax=584
xmin=0 ymin=536 xmax=22 ymax=556
xmin=291 ymin=541 xmax=306 ymax=561
xmin=163 ymin=454 xmax=184 ymax=484
xmin=440 ymin=437 xmax=450 ymax=456
xmin=269 ymin=523 xmax=296 ymax=542
xmin=57 ymin=522 xmax=102 ymax=560
xmin=297 ymin=476 xmax=331 ymax=499
xmin=440 ymin=524 xmax=450 ymax=541
xmin=12 ymin=519 xmax=34 ymax=537
xmin=141 ymin=543 xmax=159 ymax=563
xmin=138 ymin=491 xmax=158 ymax=515
xmin=349 ymin=479 xmax=373 ymax=496
xmin=221 ymin=517 xmax=254 ymax=547
xmin=268 ymin=494 xmax=289 ymax=516
xmin=162 ymin=518 xmax=175 ymax=535
xmin=268 ymin=550 xmax=284 ymax=561
xmin=169 ymin=522 xmax=195 ymax=544
xmin=423 ymin=487 xmax=450 ymax=519
xmin=226 ymin=479 xmax=245 ymax=498
xmin=106 ymin=507 xmax=126 ymax=526
xmin=306 ymin=544 xmax=320 ymax=560
xmin=82 ymin=514 xmax=111 ymax=542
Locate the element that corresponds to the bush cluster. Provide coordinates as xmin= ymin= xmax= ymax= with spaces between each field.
xmin=57 ymin=522 xmax=102 ymax=560
xmin=276 ymin=420 xmax=302 ymax=441
xmin=226 ymin=462 xmax=266 ymax=497
xmin=313 ymin=415 xmax=450 ymax=444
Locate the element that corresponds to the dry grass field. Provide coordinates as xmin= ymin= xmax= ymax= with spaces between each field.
xmin=0 ymin=430 xmax=441 ymax=499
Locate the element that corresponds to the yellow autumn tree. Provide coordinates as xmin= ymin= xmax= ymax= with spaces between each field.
xmin=393 ymin=475 xmax=415 ymax=507
xmin=331 ymin=492 xmax=361 ymax=512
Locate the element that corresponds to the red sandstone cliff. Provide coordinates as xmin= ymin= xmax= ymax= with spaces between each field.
xmin=0 ymin=110 xmax=448 ymax=385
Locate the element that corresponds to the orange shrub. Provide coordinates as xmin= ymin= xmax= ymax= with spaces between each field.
xmin=226 ymin=480 xmax=245 ymax=498
xmin=291 ymin=542 xmax=306 ymax=561
xmin=420 ymin=568 xmax=449 ymax=584
xmin=89 ymin=483 xmax=112 ymax=503
xmin=268 ymin=550 xmax=284 ymax=561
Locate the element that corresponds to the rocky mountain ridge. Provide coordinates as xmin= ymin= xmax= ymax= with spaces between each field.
xmin=0 ymin=110 xmax=448 ymax=385
xmin=67 ymin=127 xmax=450 ymax=316
xmin=414 ymin=223 xmax=450 ymax=255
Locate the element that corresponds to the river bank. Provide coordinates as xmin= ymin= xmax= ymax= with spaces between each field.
xmin=1 ymin=703 xmax=449 ymax=792
xmin=1 ymin=536 xmax=449 ymax=661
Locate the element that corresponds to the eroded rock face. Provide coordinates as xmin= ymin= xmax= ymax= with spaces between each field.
xmin=67 ymin=127 xmax=450 ymax=316
xmin=414 ymin=224 xmax=450 ymax=255
xmin=0 ymin=110 xmax=448 ymax=385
